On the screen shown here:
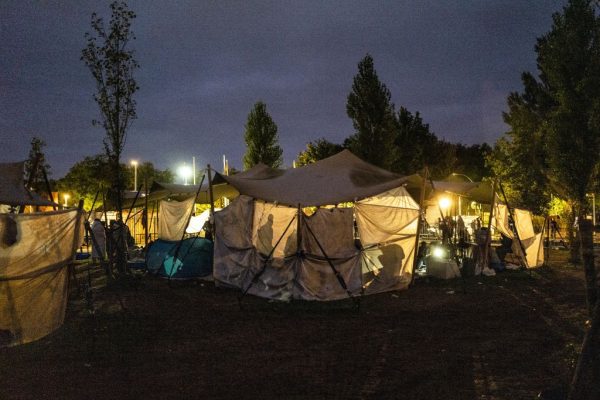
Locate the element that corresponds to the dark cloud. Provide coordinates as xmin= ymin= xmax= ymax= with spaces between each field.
xmin=1 ymin=0 xmax=565 ymax=178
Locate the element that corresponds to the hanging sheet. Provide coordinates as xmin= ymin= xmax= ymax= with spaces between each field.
xmin=294 ymin=208 xmax=361 ymax=300
xmin=494 ymin=204 xmax=545 ymax=268
xmin=0 ymin=209 xmax=83 ymax=346
xmin=355 ymin=187 xmax=419 ymax=294
xmin=158 ymin=196 xmax=195 ymax=241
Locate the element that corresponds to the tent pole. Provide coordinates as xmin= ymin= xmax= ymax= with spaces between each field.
xmin=239 ymin=214 xmax=297 ymax=306
xmin=303 ymin=217 xmax=360 ymax=310
xmin=207 ymin=164 xmax=215 ymax=241
xmin=411 ymin=167 xmax=428 ymax=286
xmin=483 ymin=179 xmax=498 ymax=273
xmin=167 ymin=173 xmax=206 ymax=282
xmin=144 ymin=177 xmax=149 ymax=249
xmin=40 ymin=164 xmax=56 ymax=210
xmin=498 ymin=181 xmax=529 ymax=269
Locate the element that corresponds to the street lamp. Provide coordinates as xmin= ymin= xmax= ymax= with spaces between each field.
xmin=131 ymin=160 xmax=138 ymax=191
xmin=451 ymin=173 xmax=474 ymax=182
xmin=63 ymin=193 xmax=70 ymax=207
xmin=439 ymin=196 xmax=451 ymax=212
xmin=178 ymin=164 xmax=192 ymax=185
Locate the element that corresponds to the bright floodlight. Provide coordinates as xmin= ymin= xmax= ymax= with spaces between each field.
xmin=432 ymin=245 xmax=446 ymax=259
xmin=178 ymin=164 xmax=193 ymax=185
xmin=439 ymin=197 xmax=451 ymax=210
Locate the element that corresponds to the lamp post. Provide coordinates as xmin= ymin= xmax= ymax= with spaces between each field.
xmin=452 ymin=173 xmax=474 ymax=215
xmin=451 ymin=173 xmax=474 ymax=182
xmin=131 ymin=160 xmax=138 ymax=191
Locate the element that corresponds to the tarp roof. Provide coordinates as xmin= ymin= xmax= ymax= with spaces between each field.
xmin=0 ymin=161 xmax=57 ymax=207
xmin=430 ymin=180 xmax=495 ymax=204
xmin=148 ymin=181 xmax=238 ymax=203
xmin=213 ymin=150 xmax=418 ymax=207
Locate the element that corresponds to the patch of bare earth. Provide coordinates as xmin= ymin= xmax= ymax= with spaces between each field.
xmin=0 ymin=249 xmax=589 ymax=399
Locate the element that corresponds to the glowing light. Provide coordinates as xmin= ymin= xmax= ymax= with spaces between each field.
xmin=432 ymin=245 xmax=446 ymax=259
xmin=439 ymin=197 xmax=451 ymax=210
xmin=63 ymin=193 xmax=70 ymax=207
xmin=178 ymin=164 xmax=193 ymax=185
xmin=131 ymin=160 xmax=138 ymax=190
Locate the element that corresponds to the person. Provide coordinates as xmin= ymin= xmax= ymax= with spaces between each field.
xmin=90 ymin=217 xmax=106 ymax=263
xmin=550 ymin=216 xmax=560 ymax=239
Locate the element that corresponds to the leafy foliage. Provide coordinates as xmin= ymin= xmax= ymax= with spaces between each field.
xmin=57 ymin=156 xmax=172 ymax=211
xmin=24 ymin=137 xmax=52 ymax=194
xmin=243 ymin=101 xmax=283 ymax=169
xmin=81 ymin=1 xmax=139 ymax=216
xmin=296 ymin=138 xmax=344 ymax=167
xmin=346 ymin=54 xmax=397 ymax=170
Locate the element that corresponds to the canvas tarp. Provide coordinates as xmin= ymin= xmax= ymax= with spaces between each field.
xmin=494 ymin=204 xmax=544 ymax=268
xmin=214 ymin=186 xmax=420 ymax=300
xmin=355 ymin=187 xmax=420 ymax=294
xmin=214 ymin=150 xmax=417 ymax=207
xmin=0 ymin=161 xmax=56 ymax=207
xmin=158 ymin=197 xmax=195 ymax=241
xmin=0 ymin=209 xmax=83 ymax=346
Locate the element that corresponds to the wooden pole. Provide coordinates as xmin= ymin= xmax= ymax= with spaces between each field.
xmin=482 ymin=179 xmax=498 ymax=273
xmin=207 ymin=164 xmax=215 ymax=241
xmin=144 ymin=177 xmax=149 ymax=249
xmin=411 ymin=167 xmax=428 ymax=285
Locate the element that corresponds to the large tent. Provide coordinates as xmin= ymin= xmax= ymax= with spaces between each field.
xmin=0 ymin=162 xmax=83 ymax=346
xmin=212 ymin=150 xmax=421 ymax=301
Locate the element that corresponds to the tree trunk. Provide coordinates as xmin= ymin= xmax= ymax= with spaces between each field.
xmin=567 ymin=217 xmax=600 ymax=399
xmin=568 ymin=302 xmax=600 ymax=400
xmin=569 ymin=203 xmax=581 ymax=264
xmin=579 ymin=218 xmax=597 ymax=313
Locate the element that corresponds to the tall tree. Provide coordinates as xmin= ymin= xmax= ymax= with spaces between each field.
xmin=243 ymin=101 xmax=283 ymax=169
xmin=81 ymin=1 xmax=139 ymax=220
xmin=296 ymin=138 xmax=344 ymax=167
xmin=393 ymin=107 xmax=437 ymax=174
xmin=24 ymin=137 xmax=52 ymax=195
xmin=497 ymin=2 xmax=600 ymax=396
xmin=346 ymin=54 xmax=397 ymax=169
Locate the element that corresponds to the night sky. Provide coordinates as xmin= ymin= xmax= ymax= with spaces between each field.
xmin=1 ymin=1 xmax=565 ymax=179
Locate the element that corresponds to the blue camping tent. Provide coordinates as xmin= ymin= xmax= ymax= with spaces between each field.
xmin=146 ymin=238 xmax=213 ymax=278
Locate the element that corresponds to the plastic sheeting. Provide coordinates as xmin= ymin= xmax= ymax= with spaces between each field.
xmin=146 ymin=238 xmax=213 ymax=278
xmin=0 ymin=209 xmax=83 ymax=346
xmin=158 ymin=196 xmax=195 ymax=241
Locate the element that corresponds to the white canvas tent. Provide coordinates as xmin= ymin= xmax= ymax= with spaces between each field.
xmin=213 ymin=151 xmax=420 ymax=301
xmin=494 ymin=203 xmax=545 ymax=268
xmin=0 ymin=161 xmax=83 ymax=346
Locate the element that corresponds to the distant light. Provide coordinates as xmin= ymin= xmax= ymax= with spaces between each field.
xmin=178 ymin=164 xmax=193 ymax=185
xmin=63 ymin=193 xmax=70 ymax=207
xmin=432 ymin=245 xmax=446 ymax=259
xmin=439 ymin=197 xmax=451 ymax=210
xmin=130 ymin=160 xmax=138 ymax=167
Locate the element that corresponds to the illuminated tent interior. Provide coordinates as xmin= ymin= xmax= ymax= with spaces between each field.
xmin=211 ymin=150 xmax=421 ymax=301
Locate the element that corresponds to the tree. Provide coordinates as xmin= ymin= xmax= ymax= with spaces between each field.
xmin=296 ymin=138 xmax=344 ymax=167
xmin=81 ymin=1 xmax=139 ymax=220
xmin=393 ymin=107 xmax=437 ymax=174
xmin=57 ymin=156 xmax=172 ymax=210
xmin=24 ymin=137 xmax=52 ymax=196
xmin=497 ymin=1 xmax=600 ymax=396
xmin=243 ymin=101 xmax=283 ymax=169
xmin=56 ymin=155 xmax=111 ymax=210
xmin=346 ymin=54 xmax=397 ymax=169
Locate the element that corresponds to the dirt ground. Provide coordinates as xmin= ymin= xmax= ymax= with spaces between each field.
xmin=0 ymin=249 xmax=591 ymax=400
